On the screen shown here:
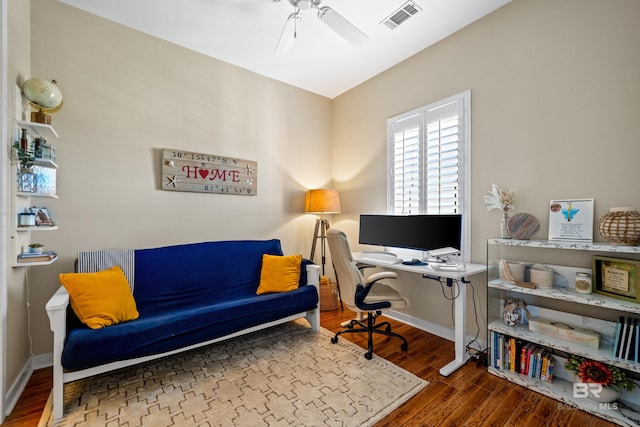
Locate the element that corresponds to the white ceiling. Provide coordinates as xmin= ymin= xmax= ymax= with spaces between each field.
xmin=56 ymin=0 xmax=511 ymax=99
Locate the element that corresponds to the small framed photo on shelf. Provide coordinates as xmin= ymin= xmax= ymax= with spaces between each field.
xmin=30 ymin=207 xmax=55 ymax=226
xmin=592 ymin=256 xmax=640 ymax=303
xmin=548 ymin=198 xmax=594 ymax=242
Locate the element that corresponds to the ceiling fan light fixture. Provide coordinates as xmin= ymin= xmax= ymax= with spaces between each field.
xmin=295 ymin=0 xmax=313 ymax=10
xmin=317 ymin=6 xmax=368 ymax=46
xmin=275 ymin=12 xmax=301 ymax=55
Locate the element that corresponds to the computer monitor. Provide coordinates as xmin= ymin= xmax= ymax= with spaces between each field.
xmin=358 ymin=214 xmax=462 ymax=255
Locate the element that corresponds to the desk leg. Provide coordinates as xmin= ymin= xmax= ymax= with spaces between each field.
xmin=439 ymin=280 xmax=469 ymax=376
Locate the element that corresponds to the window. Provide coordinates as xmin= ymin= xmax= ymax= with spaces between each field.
xmin=387 ymin=90 xmax=471 ymax=257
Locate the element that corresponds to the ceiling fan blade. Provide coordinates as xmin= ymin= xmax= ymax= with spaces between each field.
xmin=275 ymin=12 xmax=301 ymax=55
xmin=211 ymin=0 xmax=280 ymax=3
xmin=317 ymin=6 xmax=368 ymax=46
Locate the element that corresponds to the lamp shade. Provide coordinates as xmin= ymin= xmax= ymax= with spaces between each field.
xmin=305 ymin=189 xmax=341 ymax=214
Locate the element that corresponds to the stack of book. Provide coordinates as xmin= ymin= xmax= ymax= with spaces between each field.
xmin=613 ymin=317 xmax=639 ymax=362
xmin=492 ymin=332 xmax=555 ymax=382
xmin=16 ymin=251 xmax=57 ymax=263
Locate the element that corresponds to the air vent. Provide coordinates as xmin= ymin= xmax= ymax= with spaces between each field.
xmin=381 ymin=1 xmax=421 ymax=30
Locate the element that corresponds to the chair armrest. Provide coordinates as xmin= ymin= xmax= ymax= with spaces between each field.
xmin=46 ymin=286 xmax=70 ymax=421
xmin=365 ymin=271 xmax=397 ymax=285
xmin=355 ymin=284 xmax=391 ymax=310
xmin=305 ymin=264 xmax=321 ymax=290
xmin=46 ymin=286 xmax=69 ymax=332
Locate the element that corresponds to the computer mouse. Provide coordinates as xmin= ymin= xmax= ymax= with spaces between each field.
xmin=402 ymin=258 xmax=425 ymax=266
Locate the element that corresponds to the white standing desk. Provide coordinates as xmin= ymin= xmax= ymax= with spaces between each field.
xmin=351 ymin=252 xmax=487 ymax=376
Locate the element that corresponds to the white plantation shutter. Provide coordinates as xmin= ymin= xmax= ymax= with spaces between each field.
xmin=391 ymin=114 xmax=422 ymax=215
xmin=387 ymin=91 xmax=470 ymax=258
xmin=425 ymin=100 xmax=462 ymax=214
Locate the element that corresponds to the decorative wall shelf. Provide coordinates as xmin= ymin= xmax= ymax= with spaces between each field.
xmin=12 ymin=255 xmax=58 ymax=268
xmin=15 ymin=226 xmax=58 ymax=232
xmin=11 ymin=120 xmax=60 ymax=268
xmin=14 ymin=119 xmax=58 ymax=139
xmin=16 ymin=192 xmax=58 ymax=199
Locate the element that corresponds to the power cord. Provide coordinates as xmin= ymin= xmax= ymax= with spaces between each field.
xmin=25 ymin=268 xmax=34 ymax=358
xmin=423 ymin=273 xmax=487 ymax=366
xmin=465 ymin=278 xmax=488 ymax=366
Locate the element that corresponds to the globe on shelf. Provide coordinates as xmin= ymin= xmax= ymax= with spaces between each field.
xmin=21 ymin=78 xmax=63 ymax=125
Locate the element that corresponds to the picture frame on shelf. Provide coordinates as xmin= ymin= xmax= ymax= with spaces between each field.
xmin=592 ymin=256 xmax=640 ymax=303
xmin=548 ymin=198 xmax=594 ymax=242
xmin=30 ymin=206 xmax=55 ymax=226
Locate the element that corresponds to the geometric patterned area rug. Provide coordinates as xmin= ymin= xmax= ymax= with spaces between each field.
xmin=40 ymin=320 xmax=427 ymax=426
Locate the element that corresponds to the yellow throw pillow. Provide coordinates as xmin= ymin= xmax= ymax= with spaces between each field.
xmin=256 ymin=254 xmax=302 ymax=295
xmin=59 ymin=265 xmax=139 ymax=329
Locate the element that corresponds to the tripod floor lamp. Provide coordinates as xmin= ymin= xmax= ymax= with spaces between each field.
xmin=305 ymin=189 xmax=341 ymax=275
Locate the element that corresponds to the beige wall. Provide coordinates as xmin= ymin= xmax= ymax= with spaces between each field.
xmin=7 ymin=0 xmax=639 ymax=391
xmin=5 ymin=0 xmax=31 ymax=399
xmin=25 ymin=0 xmax=332 ymax=357
xmin=331 ymin=0 xmax=640 ymax=332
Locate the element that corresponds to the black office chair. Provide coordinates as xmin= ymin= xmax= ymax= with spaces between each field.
xmin=326 ymin=228 xmax=409 ymax=359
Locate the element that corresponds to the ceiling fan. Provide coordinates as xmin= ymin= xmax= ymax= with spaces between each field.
xmin=274 ymin=0 xmax=368 ymax=54
xmin=215 ymin=0 xmax=368 ymax=54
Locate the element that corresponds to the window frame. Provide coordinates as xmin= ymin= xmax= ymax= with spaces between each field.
xmin=386 ymin=90 xmax=471 ymax=261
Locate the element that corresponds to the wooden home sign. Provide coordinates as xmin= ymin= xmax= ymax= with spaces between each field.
xmin=162 ymin=149 xmax=257 ymax=196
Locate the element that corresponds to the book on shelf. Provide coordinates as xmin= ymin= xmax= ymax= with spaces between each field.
xmin=529 ymin=347 xmax=542 ymax=378
xmin=16 ymin=251 xmax=56 ymax=263
xmin=631 ymin=318 xmax=637 ymax=362
xmin=613 ymin=316 xmax=623 ymax=357
xmin=614 ymin=316 xmax=639 ymax=362
xmin=546 ymin=358 xmax=555 ymax=382
xmin=492 ymin=332 xmax=500 ymax=369
xmin=490 ymin=332 xmax=555 ymax=382
xmin=619 ymin=317 xmax=630 ymax=358
xmin=636 ymin=321 xmax=639 ymax=363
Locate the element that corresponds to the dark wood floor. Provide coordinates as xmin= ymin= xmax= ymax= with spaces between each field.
xmin=2 ymin=308 xmax=617 ymax=426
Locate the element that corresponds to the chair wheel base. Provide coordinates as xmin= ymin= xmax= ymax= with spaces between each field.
xmin=365 ymin=352 xmax=373 ymax=360
xmin=401 ymin=342 xmax=408 ymax=351
xmin=331 ymin=337 xmax=338 ymax=344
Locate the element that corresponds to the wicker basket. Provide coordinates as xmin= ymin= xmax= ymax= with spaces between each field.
xmin=597 ymin=207 xmax=640 ymax=245
xmin=319 ymin=276 xmax=339 ymax=311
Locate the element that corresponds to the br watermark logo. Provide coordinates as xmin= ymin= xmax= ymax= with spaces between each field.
xmin=557 ymin=383 xmax=618 ymax=411
xmin=573 ymin=382 xmax=607 ymax=399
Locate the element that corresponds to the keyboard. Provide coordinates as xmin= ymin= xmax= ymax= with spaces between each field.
xmin=429 ymin=263 xmax=465 ymax=272
xmin=358 ymin=256 xmax=403 ymax=265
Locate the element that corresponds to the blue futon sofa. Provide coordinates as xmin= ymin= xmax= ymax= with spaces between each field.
xmin=46 ymin=239 xmax=320 ymax=420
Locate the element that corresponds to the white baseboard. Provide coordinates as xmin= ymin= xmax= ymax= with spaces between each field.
xmin=4 ymin=353 xmax=53 ymax=418
xmin=31 ymin=352 xmax=53 ymax=370
xmin=384 ymin=310 xmax=487 ymax=353
xmin=4 ymin=360 xmax=31 ymax=418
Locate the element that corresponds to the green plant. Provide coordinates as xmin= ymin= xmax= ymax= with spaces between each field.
xmin=13 ymin=140 xmax=34 ymax=169
xmin=28 ymin=243 xmax=44 ymax=248
xmin=565 ymin=355 xmax=637 ymax=392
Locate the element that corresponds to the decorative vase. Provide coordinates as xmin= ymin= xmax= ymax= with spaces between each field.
xmin=500 ymin=211 xmax=511 ymax=239
xmin=588 ymin=386 xmax=621 ymax=403
xmin=29 ymin=246 xmax=44 ymax=254
xmin=502 ymin=297 xmax=528 ymax=326
xmin=597 ymin=207 xmax=640 ymax=245
xmin=17 ymin=168 xmax=36 ymax=193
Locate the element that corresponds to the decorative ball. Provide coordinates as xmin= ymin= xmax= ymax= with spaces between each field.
xmin=597 ymin=207 xmax=640 ymax=245
xmin=507 ymin=213 xmax=540 ymax=240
